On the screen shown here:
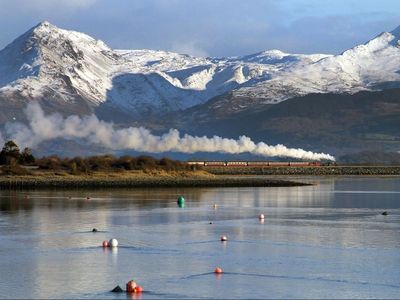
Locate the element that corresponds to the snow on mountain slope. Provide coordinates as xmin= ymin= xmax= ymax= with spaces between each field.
xmin=0 ymin=21 xmax=117 ymax=104
xmin=1 ymin=21 xmax=400 ymax=119
xmin=232 ymin=27 xmax=400 ymax=106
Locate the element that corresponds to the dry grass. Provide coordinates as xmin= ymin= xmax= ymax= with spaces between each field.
xmin=0 ymin=168 xmax=307 ymax=189
xmin=0 ymin=169 xmax=214 ymax=184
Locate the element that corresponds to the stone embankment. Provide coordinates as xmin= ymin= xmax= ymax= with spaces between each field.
xmin=204 ymin=166 xmax=400 ymax=176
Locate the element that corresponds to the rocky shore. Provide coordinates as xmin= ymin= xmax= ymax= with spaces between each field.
xmin=205 ymin=166 xmax=400 ymax=176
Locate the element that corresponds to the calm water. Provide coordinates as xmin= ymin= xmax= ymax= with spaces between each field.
xmin=0 ymin=176 xmax=399 ymax=299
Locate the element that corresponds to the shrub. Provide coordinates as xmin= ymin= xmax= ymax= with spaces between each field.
xmin=0 ymin=140 xmax=21 ymax=165
xmin=136 ymin=156 xmax=157 ymax=169
xmin=1 ymin=164 xmax=31 ymax=175
xmin=112 ymin=156 xmax=137 ymax=170
xmin=20 ymin=147 xmax=35 ymax=165
xmin=36 ymin=155 xmax=63 ymax=170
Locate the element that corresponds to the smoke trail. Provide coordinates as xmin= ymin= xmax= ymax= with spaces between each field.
xmin=0 ymin=103 xmax=335 ymax=161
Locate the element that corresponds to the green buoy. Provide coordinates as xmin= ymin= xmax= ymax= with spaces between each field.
xmin=177 ymin=196 xmax=185 ymax=206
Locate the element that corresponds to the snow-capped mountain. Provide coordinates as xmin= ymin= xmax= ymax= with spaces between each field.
xmin=1 ymin=21 xmax=400 ymax=121
xmin=231 ymin=28 xmax=400 ymax=104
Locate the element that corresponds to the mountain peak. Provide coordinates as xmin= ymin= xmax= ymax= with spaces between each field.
xmin=36 ymin=20 xmax=52 ymax=28
xmin=26 ymin=21 xmax=111 ymax=53
xmin=31 ymin=20 xmax=60 ymax=35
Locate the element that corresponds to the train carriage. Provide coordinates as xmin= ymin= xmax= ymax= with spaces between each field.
xmin=268 ymin=162 xmax=291 ymax=166
xmin=226 ymin=161 xmax=248 ymax=167
xmin=204 ymin=161 xmax=226 ymax=166
xmin=187 ymin=161 xmax=206 ymax=166
xmin=247 ymin=161 xmax=270 ymax=166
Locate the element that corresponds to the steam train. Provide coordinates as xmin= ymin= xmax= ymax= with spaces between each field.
xmin=187 ymin=161 xmax=323 ymax=167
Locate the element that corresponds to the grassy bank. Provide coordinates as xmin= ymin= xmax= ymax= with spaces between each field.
xmin=0 ymin=170 xmax=309 ymax=189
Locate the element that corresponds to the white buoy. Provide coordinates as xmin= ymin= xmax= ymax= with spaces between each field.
xmin=259 ymin=214 xmax=265 ymax=220
xmin=109 ymin=238 xmax=119 ymax=247
xmin=220 ymin=235 xmax=228 ymax=242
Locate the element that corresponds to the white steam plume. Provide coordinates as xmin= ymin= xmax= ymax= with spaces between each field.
xmin=1 ymin=103 xmax=335 ymax=161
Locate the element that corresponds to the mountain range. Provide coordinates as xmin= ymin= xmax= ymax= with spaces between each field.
xmin=1 ymin=21 xmax=400 ymax=158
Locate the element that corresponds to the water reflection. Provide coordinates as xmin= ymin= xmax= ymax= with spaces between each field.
xmin=0 ymin=177 xmax=399 ymax=299
xmin=0 ymin=188 xmax=211 ymax=213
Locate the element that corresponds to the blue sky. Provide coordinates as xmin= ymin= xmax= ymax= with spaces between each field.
xmin=1 ymin=0 xmax=400 ymax=57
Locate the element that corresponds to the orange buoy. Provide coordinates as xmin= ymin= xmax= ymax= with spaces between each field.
xmin=126 ymin=281 xmax=137 ymax=293
xmin=135 ymin=286 xmax=143 ymax=293
xmin=102 ymin=240 xmax=109 ymax=247
xmin=214 ymin=267 xmax=223 ymax=274
xmin=220 ymin=235 xmax=227 ymax=242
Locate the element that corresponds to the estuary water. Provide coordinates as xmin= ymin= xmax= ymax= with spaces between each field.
xmin=0 ymin=176 xmax=399 ymax=299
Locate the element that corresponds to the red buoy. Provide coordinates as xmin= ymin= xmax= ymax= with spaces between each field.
xmin=135 ymin=286 xmax=143 ymax=293
xmin=214 ymin=267 xmax=223 ymax=274
xmin=126 ymin=281 xmax=137 ymax=293
xmin=102 ymin=240 xmax=109 ymax=247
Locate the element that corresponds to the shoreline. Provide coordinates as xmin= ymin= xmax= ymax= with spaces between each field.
xmin=0 ymin=174 xmax=310 ymax=189
xmin=3 ymin=165 xmax=399 ymax=189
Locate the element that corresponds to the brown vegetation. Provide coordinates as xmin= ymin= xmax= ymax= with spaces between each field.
xmin=0 ymin=171 xmax=309 ymax=189
xmin=0 ymin=151 xmax=197 ymax=176
xmin=33 ymin=154 xmax=194 ymax=174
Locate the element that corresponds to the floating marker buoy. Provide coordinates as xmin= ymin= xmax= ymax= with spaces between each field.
xmin=126 ymin=281 xmax=137 ymax=293
xmin=86 ymin=196 xmax=90 ymax=200
xmin=102 ymin=240 xmax=109 ymax=247
xmin=259 ymin=214 xmax=265 ymax=220
xmin=177 ymin=196 xmax=185 ymax=208
xmin=135 ymin=286 xmax=143 ymax=293
xmin=111 ymin=285 xmax=124 ymax=293
xmin=209 ymin=222 xmax=213 ymax=224
xmin=220 ymin=235 xmax=227 ymax=242
xmin=214 ymin=267 xmax=223 ymax=274
xmin=213 ymin=204 xmax=218 ymax=209
xmin=109 ymin=238 xmax=118 ymax=247
xmin=92 ymin=228 xmax=98 ymax=232
xmin=382 ymin=211 xmax=388 ymax=216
